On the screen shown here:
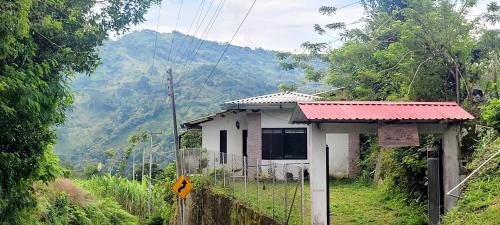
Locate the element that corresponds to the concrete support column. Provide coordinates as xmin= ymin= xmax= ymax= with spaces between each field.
xmin=442 ymin=124 xmax=460 ymax=211
xmin=347 ymin=133 xmax=360 ymax=178
xmin=309 ymin=124 xmax=327 ymax=225
xmin=246 ymin=113 xmax=261 ymax=178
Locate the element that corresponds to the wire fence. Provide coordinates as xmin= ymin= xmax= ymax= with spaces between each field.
xmin=181 ymin=148 xmax=310 ymax=225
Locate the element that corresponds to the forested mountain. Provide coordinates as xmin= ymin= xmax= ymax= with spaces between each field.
xmin=55 ymin=30 xmax=307 ymax=169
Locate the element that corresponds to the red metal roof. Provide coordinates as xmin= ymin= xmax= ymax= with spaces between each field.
xmin=292 ymin=101 xmax=474 ymax=122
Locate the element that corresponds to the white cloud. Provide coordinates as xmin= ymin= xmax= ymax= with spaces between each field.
xmin=130 ymin=0 xmax=364 ymax=51
xmin=129 ymin=0 xmax=496 ymax=51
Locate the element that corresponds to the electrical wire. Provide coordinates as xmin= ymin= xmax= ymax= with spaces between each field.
xmin=174 ymin=0 xmax=207 ymax=63
xmin=183 ymin=0 xmax=257 ymax=115
xmin=179 ymin=0 xmax=217 ymax=65
xmin=181 ymin=0 xmax=226 ymax=70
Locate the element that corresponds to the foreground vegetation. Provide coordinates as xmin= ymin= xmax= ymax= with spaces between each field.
xmin=15 ymin=179 xmax=138 ymax=225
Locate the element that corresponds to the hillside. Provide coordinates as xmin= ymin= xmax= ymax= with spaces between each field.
xmin=55 ymin=30 xmax=308 ymax=170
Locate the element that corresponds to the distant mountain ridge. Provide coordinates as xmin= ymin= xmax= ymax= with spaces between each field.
xmin=56 ymin=30 xmax=307 ymax=168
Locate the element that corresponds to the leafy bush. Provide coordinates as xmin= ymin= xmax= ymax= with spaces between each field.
xmin=481 ymin=99 xmax=500 ymax=131
xmin=6 ymin=179 xmax=138 ymax=225
xmin=78 ymin=167 xmax=178 ymax=225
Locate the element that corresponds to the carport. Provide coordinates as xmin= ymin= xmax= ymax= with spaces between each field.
xmin=290 ymin=101 xmax=474 ymax=225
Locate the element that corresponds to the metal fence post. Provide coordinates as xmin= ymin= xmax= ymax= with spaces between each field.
xmin=284 ymin=163 xmax=288 ymax=218
xmin=272 ymin=162 xmax=275 ymax=219
xmin=223 ymin=153 xmax=226 ymax=188
xmin=213 ymin=152 xmax=216 ymax=186
xmin=301 ymin=163 xmax=305 ymax=225
xmin=232 ymin=154 xmax=235 ymax=197
xmin=198 ymin=148 xmax=202 ymax=174
xmin=256 ymin=159 xmax=260 ymax=211
xmin=244 ymin=156 xmax=248 ymax=200
xmin=184 ymin=149 xmax=189 ymax=174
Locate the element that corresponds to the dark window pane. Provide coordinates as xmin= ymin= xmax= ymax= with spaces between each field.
xmin=220 ymin=130 xmax=227 ymax=164
xmin=284 ymin=129 xmax=307 ymax=159
xmin=262 ymin=129 xmax=283 ymax=160
xmin=242 ymin=130 xmax=248 ymax=157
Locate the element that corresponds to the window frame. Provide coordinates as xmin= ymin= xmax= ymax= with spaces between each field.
xmin=261 ymin=128 xmax=307 ymax=160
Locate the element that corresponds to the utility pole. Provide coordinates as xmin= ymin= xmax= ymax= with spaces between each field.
xmin=167 ymin=68 xmax=184 ymax=225
xmin=455 ymin=63 xmax=460 ymax=104
xmin=148 ymin=131 xmax=162 ymax=215
xmin=132 ymin=148 xmax=135 ymax=182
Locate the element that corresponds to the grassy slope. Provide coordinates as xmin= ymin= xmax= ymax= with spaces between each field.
xmin=19 ymin=178 xmax=138 ymax=225
xmin=213 ymin=179 xmax=425 ymax=225
xmin=442 ymin=137 xmax=500 ymax=225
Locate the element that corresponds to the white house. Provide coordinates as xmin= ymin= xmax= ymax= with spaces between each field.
xmin=182 ymin=92 xmax=360 ymax=178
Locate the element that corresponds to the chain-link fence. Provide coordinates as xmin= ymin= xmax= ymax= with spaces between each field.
xmin=181 ymin=148 xmax=310 ymax=225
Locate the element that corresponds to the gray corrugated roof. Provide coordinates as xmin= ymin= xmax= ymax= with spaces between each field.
xmin=222 ymin=91 xmax=321 ymax=106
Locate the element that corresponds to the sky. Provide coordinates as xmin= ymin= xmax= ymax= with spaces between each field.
xmin=129 ymin=0 xmax=497 ymax=52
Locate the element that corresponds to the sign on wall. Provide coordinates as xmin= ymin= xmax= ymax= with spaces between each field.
xmin=378 ymin=124 xmax=420 ymax=147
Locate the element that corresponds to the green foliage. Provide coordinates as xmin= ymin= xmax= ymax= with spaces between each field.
xmin=0 ymin=0 xmax=159 ymax=220
xmin=38 ymin=192 xmax=138 ymax=225
xmin=181 ymin=130 xmax=202 ymax=149
xmin=280 ymin=0 xmax=499 ymax=102
xmin=78 ymin=175 xmax=170 ymax=221
xmin=84 ymin=163 xmax=104 ymax=179
xmin=357 ymin=135 xmax=439 ymax=203
xmin=5 ymin=179 xmax=138 ymax=225
xmin=79 ymin=163 xmax=180 ymax=225
xmin=118 ymin=131 xmax=148 ymax=176
xmin=442 ymin=137 xmax=500 ymax=225
xmin=277 ymin=83 xmax=298 ymax=92
xmin=481 ymin=99 xmax=500 ymax=131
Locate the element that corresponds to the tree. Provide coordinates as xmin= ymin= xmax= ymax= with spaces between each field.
xmin=279 ymin=0 xmax=499 ymax=103
xmin=277 ymin=83 xmax=298 ymax=92
xmin=0 ymin=0 xmax=160 ymax=221
xmin=104 ymin=148 xmax=117 ymax=175
xmin=180 ymin=130 xmax=202 ymax=149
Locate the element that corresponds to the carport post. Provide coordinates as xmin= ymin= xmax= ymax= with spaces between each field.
xmin=326 ymin=145 xmax=330 ymax=225
xmin=309 ymin=123 xmax=327 ymax=225
xmin=442 ymin=125 xmax=460 ymax=211
xmin=427 ymin=147 xmax=440 ymax=225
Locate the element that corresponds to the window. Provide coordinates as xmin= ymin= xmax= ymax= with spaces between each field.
xmin=262 ymin=128 xmax=307 ymax=160
xmin=220 ymin=130 xmax=227 ymax=164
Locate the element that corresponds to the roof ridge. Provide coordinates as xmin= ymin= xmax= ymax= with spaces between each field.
xmin=223 ymin=91 xmax=321 ymax=104
xmin=299 ymin=101 xmax=458 ymax=106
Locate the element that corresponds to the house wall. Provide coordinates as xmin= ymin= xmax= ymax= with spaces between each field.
xmin=201 ymin=112 xmax=248 ymax=168
xmin=326 ymin=133 xmax=349 ymax=178
xmin=200 ymin=109 xmax=351 ymax=178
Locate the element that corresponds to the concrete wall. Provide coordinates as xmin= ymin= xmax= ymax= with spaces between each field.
xmin=326 ymin=133 xmax=349 ymax=178
xmin=185 ymin=189 xmax=281 ymax=225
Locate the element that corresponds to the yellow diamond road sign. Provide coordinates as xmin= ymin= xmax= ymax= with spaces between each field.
xmin=171 ymin=175 xmax=193 ymax=199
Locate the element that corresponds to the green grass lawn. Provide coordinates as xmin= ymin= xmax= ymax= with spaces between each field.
xmin=211 ymin=178 xmax=426 ymax=225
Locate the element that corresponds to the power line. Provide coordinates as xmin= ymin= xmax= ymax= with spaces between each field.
xmin=174 ymin=0 xmax=207 ymax=63
xmin=179 ymin=0 xmax=217 ymax=65
xmin=181 ymin=0 xmax=226 ymax=70
xmin=183 ymin=0 xmax=257 ymax=115
xmin=146 ymin=3 xmax=167 ymax=107
xmin=167 ymin=0 xmax=185 ymax=63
